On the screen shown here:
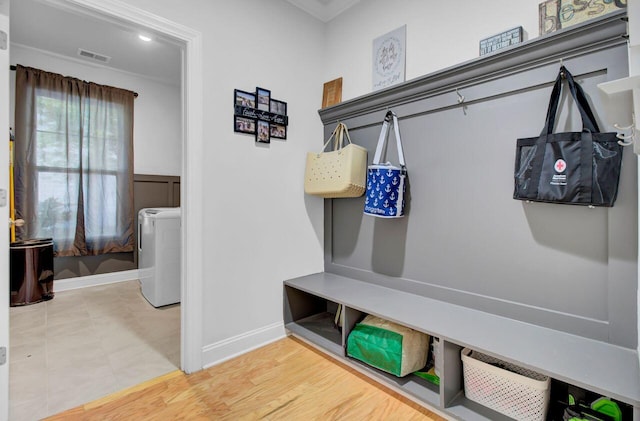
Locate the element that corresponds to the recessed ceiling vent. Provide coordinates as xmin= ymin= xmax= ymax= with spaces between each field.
xmin=77 ymin=48 xmax=111 ymax=63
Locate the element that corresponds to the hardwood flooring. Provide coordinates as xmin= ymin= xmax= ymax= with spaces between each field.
xmin=45 ymin=336 xmax=446 ymax=420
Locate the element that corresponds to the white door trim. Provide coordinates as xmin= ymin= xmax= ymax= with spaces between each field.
xmin=44 ymin=0 xmax=204 ymax=373
xmin=0 ymin=7 xmax=11 ymax=420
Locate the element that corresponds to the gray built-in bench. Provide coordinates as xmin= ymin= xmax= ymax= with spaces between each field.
xmin=284 ymin=11 xmax=640 ymax=420
xmin=285 ymin=273 xmax=640 ymax=420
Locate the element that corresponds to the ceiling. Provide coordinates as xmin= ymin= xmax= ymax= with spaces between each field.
xmin=286 ymin=0 xmax=360 ymax=22
xmin=9 ymin=0 xmax=359 ymax=85
xmin=10 ymin=0 xmax=182 ymax=84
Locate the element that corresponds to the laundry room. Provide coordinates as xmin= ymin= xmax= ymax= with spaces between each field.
xmin=6 ymin=0 xmax=184 ymax=417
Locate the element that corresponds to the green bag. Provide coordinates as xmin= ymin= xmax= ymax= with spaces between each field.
xmin=347 ymin=315 xmax=429 ymax=377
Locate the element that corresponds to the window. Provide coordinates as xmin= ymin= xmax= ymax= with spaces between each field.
xmin=14 ymin=65 xmax=135 ymax=256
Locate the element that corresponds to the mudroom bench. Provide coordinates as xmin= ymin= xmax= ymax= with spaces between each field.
xmin=285 ymin=11 xmax=639 ymax=421
xmin=284 ymin=272 xmax=640 ymax=420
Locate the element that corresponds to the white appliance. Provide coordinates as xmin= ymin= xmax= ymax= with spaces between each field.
xmin=138 ymin=207 xmax=181 ymax=307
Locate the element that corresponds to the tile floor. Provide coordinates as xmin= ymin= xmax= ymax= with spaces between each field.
xmin=9 ymin=280 xmax=181 ymax=420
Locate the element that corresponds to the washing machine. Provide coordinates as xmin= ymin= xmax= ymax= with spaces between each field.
xmin=138 ymin=207 xmax=181 ymax=307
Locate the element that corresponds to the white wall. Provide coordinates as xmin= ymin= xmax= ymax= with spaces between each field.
xmin=112 ymin=0 xmax=568 ymax=368
xmin=324 ymin=0 xmax=542 ymax=101
xmin=9 ymin=44 xmax=181 ymax=176
xmin=120 ymin=0 xmax=327 ymax=363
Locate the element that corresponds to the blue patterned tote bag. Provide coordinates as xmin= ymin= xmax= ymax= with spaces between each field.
xmin=364 ymin=111 xmax=407 ymax=218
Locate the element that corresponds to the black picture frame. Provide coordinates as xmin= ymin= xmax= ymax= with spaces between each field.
xmin=270 ymin=99 xmax=287 ymax=116
xmin=234 ymin=116 xmax=256 ymax=134
xmin=256 ymin=119 xmax=270 ymax=143
xmin=234 ymin=89 xmax=256 ymax=109
xmin=270 ymin=123 xmax=287 ymax=140
xmin=256 ymin=87 xmax=271 ymax=112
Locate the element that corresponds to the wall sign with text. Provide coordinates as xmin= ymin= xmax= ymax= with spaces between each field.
xmin=234 ymin=87 xmax=288 ymax=144
xmin=479 ymin=27 xmax=523 ymax=56
xmin=372 ymin=25 xmax=406 ymax=92
xmin=538 ymin=0 xmax=626 ymax=35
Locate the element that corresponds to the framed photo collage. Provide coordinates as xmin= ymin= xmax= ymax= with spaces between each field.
xmin=234 ymin=87 xmax=288 ymax=144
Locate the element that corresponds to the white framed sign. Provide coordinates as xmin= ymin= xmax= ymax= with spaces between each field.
xmin=372 ymin=25 xmax=406 ymax=92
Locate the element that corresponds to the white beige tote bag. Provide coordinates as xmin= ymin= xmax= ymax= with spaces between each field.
xmin=304 ymin=122 xmax=367 ymax=198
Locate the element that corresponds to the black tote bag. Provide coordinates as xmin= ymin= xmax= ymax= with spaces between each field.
xmin=513 ymin=66 xmax=623 ymax=207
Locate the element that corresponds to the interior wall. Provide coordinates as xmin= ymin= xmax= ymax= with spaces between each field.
xmin=9 ymin=43 xmax=181 ymax=176
xmin=114 ymin=0 xmax=579 ymax=366
xmin=324 ymin=0 xmax=543 ymax=102
xmin=323 ymin=40 xmax=636 ymax=347
xmin=119 ymin=0 xmax=327 ymax=360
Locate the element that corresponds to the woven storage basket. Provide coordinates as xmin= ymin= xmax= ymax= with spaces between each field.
xmin=461 ymin=348 xmax=550 ymax=421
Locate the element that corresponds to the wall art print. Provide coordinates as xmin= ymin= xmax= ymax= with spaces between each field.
xmin=538 ymin=0 xmax=626 ymax=35
xmin=372 ymin=25 xmax=406 ymax=92
xmin=234 ymin=87 xmax=288 ymax=144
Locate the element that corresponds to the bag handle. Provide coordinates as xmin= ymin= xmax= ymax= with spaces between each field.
xmin=526 ymin=66 xmax=594 ymax=201
xmin=372 ymin=111 xmax=406 ymax=168
xmin=321 ymin=122 xmax=352 ymax=153
xmin=542 ymin=66 xmax=599 ymax=135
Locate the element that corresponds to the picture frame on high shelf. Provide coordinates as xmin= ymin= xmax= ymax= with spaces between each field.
xmin=322 ymin=77 xmax=342 ymax=108
xmin=234 ymin=116 xmax=256 ymax=134
xmin=256 ymin=87 xmax=271 ymax=112
xmin=538 ymin=0 xmax=626 ymax=35
xmin=235 ymin=89 xmax=256 ymax=108
xmin=372 ymin=25 xmax=406 ymax=92
xmin=256 ymin=119 xmax=270 ymax=143
xmin=270 ymin=123 xmax=287 ymax=140
xmin=270 ymin=99 xmax=287 ymax=116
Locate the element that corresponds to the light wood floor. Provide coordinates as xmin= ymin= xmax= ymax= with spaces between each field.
xmin=45 ymin=336 xmax=447 ymax=420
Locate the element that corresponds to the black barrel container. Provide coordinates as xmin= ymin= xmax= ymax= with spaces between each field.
xmin=10 ymin=238 xmax=54 ymax=306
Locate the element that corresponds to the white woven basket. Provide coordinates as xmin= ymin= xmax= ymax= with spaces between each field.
xmin=461 ymin=348 xmax=550 ymax=421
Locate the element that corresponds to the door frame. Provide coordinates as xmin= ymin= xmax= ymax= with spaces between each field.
xmin=44 ymin=0 xmax=204 ymax=373
xmin=1 ymin=4 xmax=11 ymax=420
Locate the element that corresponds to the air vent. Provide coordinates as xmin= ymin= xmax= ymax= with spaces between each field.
xmin=77 ymin=48 xmax=111 ymax=63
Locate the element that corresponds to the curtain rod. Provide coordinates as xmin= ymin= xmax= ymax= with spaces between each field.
xmin=9 ymin=65 xmax=139 ymax=98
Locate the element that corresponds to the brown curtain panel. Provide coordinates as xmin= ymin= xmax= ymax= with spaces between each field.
xmin=14 ymin=65 xmax=135 ymax=256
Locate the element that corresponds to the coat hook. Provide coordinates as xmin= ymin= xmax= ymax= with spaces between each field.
xmin=559 ymin=58 xmax=566 ymax=78
xmin=614 ymin=122 xmax=634 ymax=131
xmin=616 ymin=129 xmax=635 ymax=146
xmin=456 ymin=88 xmax=465 ymax=104
xmin=614 ymin=113 xmax=636 ymax=147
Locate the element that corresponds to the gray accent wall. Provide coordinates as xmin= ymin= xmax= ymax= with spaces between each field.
xmin=319 ymin=12 xmax=637 ymax=349
xmin=54 ymin=174 xmax=180 ymax=279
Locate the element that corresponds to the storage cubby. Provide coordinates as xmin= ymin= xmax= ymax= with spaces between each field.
xmin=283 ymin=285 xmax=342 ymax=355
xmin=545 ymin=380 xmax=635 ymax=421
xmin=346 ymin=354 xmax=441 ymax=407
xmin=284 ymin=273 xmax=640 ymax=420
xmin=459 ymin=348 xmax=550 ymax=421
xmin=342 ymin=311 xmax=440 ymax=405
xmin=283 ymin=290 xmax=443 ymax=409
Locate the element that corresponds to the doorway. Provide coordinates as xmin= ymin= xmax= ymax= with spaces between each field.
xmin=4 ymin=0 xmax=203 ymax=417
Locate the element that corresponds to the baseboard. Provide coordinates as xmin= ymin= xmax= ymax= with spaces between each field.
xmin=201 ymin=322 xmax=286 ymax=369
xmin=53 ymin=269 xmax=140 ymax=292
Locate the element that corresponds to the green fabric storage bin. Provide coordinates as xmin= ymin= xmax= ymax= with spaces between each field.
xmin=347 ymin=315 xmax=430 ymax=377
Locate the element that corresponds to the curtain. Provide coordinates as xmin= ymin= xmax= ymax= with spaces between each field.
xmin=14 ymin=65 xmax=135 ymax=256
